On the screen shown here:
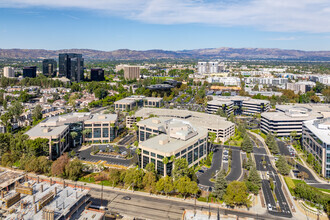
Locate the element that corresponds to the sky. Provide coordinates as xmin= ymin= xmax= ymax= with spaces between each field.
xmin=0 ymin=0 xmax=330 ymax=51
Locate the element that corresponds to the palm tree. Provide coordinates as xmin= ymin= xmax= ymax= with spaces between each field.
xmin=136 ymin=148 xmax=141 ymax=167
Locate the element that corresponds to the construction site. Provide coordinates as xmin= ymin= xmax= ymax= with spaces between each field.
xmin=0 ymin=174 xmax=104 ymax=220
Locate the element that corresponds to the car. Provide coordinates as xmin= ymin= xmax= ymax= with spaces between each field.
xmin=198 ymin=170 xmax=204 ymax=173
xmin=122 ymin=196 xmax=131 ymax=200
xmin=268 ymin=204 xmax=272 ymax=211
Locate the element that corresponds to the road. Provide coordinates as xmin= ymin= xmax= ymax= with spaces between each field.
xmin=277 ymin=141 xmax=291 ymax=156
xmin=118 ymin=134 xmax=134 ymax=146
xmin=226 ymin=149 xmax=242 ymax=181
xmin=253 ymin=135 xmax=292 ymax=218
xmin=89 ymin=187 xmax=286 ymax=220
xmin=198 ymin=148 xmax=222 ymax=187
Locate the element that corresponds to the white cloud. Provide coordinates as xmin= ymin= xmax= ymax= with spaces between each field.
xmin=1 ymin=0 xmax=330 ymax=33
xmin=269 ymin=37 xmax=297 ymax=41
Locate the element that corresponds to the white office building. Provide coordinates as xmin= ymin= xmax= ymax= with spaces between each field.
xmin=303 ymin=118 xmax=330 ymax=177
xmin=261 ymin=104 xmax=330 ymax=137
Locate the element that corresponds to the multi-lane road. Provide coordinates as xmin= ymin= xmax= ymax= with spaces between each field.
xmin=89 ymin=186 xmax=287 ymax=220
xmin=253 ymin=137 xmax=292 ymax=218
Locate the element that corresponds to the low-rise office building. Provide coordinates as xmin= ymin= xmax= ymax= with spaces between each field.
xmin=261 ymin=104 xmax=329 ymax=137
xmin=114 ymin=96 xmax=163 ymax=111
xmin=25 ymin=112 xmax=118 ymax=160
xmin=135 ymin=108 xmax=234 ymax=143
xmin=302 ymin=118 xmax=330 ymax=178
xmin=83 ymin=114 xmax=118 ymax=143
xmin=206 ymin=96 xmax=270 ymax=116
xmin=139 ymin=118 xmax=208 ymax=176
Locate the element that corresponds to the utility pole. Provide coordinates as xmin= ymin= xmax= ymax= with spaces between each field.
xmin=101 ymin=182 xmax=103 ymax=208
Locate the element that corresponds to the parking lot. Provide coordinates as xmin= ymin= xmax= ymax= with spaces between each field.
xmin=77 ymin=144 xmax=136 ymax=167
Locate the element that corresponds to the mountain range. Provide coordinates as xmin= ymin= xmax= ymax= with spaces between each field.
xmin=1 ymin=47 xmax=330 ymax=61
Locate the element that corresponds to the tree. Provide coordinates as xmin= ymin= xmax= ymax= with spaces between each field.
xmin=224 ymin=181 xmax=251 ymax=207
xmin=143 ymin=171 xmax=157 ymax=194
xmin=156 ymin=176 xmax=174 ymax=196
xmin=32 ymin=104 xmax=43 ymax=122
xmin=145 ymin=163 xmax=155 ymax=173
xmin=65 ymin=159 xmax=84 ymax=180
xmin=214 ymin=169 xmax=227 ymax=200
xmin=174 ymin=176 xmax=199 ymax=199
xmin=297 ymin=171 xmax=309 ymax=180
xmin=290 ymin=131 xmax=297 ymax=142
xmin=123 ymin=168 xmax=144 ymax=190
xmin=276 ymin=156 xmax=291 ymax=175
xmin=172 ymin=158 xmax=189 ymax=180
xmin=51 ymin=153 xmax=70 ymax=177
xmin=108 ymin=169 xmax=121 ymax=187
xmin=94 ymin=88 xmax=108 ymax=100
xmin=241 ymin=135 xmax=253 ymax=153
xmin=246 ymin=166 xmax=261 ymax=195
xmin=0 ymin=112 xmax=12 ymax=132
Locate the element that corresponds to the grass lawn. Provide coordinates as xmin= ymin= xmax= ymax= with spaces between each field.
xmin=250 ymin=129 xmax=267 ymax=140
xmin=225 ymin=134 xmax=243 ymax=147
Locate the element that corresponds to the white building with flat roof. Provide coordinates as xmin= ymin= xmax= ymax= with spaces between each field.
xmin=134 ymin=108 xmax=235 ymax=143
xmin=261 ymin=104 xmax=330 ymax=137
xmin=303 ymin=118 xmax=330 ymax=178
xmin=139 ymin=118 xmax=208 ymax=176
xmin=3 ymin=67 xmax=15 ymax=78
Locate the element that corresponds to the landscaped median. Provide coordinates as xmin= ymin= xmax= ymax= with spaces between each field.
xmin=284 ymin=176 xmax=330 ymax=216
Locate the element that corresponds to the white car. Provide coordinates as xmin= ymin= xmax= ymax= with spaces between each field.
xmin=268 ymin=204 xmax=272 ymax=211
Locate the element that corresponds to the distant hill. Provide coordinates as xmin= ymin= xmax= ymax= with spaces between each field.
xmin=0 ymin=47 xmax=330 ymax=60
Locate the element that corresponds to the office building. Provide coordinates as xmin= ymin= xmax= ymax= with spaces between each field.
xmin=83 ymin=114 xmax=118 ymax=143
xmin=261 ymin=104 xmax=330 ymax=137
xmin=90 ymin=68 xmax=105 ymax=81
xmin=114 ymin=96 xmax=163 ymax=111
xmin=59 ymin=53 xmax=84 ymax=82
xmin=25 ymin=113 xmax=118 ymax=160
xmin=3 ymin=67 xmax=15 ymax=78
xmin=123 ymin=66 xmax=140 ymax=80
xmin=134 ymin=108 xmax=235 ymax=143
xmin=206 ymin=96 xmax=270 ymax=116
xmin=23 ymin=66 xmax=37 ymax=78
xmin=302 ymin=118 xmax=330 ymax=178
xmin=42 ymin=59 xmax=57 ymax=77
xmin=286 ymin=81 xmax=315 ymax=94
xmin=139 ymin=118 xmax=208 ymax=176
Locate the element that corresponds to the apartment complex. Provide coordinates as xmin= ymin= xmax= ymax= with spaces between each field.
xmin=3 ymin=67 xmax=15 ymax=78
xmin=302 ymin=118 xmax=330 ymax=178
xmin=134 ymin=108 xmax=235 ymax=143
xmin=139 ymin=118 xmax=208 ymax=176
xmin=114 ymin=96 xmax=163 ymax=111
xmin=123 ymin=65 xmax=140 ymax=80
xmin=25 ymin=113 xmax=118 ymax=160
xmin=261 ymin=104 xmax=329 ymax=137
xmin=206 ymin=96 xmax=270 ymax=116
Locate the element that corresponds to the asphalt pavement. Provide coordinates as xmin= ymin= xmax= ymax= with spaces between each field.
xmin=89 ymin=187 xmax=286 ymax=220
xmin=277 ymin=141 xmax=291 ymax=156
xmin=198 ymin=148 xmax=222 ymax=187
xmin=226 ymin=149 xmax=242 ymax=181
xmin=78 ymin=146 xmax=134 ymax=166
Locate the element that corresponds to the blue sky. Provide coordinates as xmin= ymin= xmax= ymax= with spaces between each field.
xmin=0 ymin=0 xmax=330 ymax=51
